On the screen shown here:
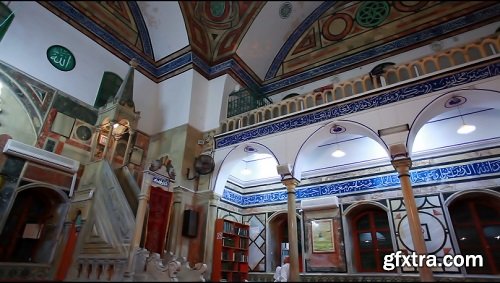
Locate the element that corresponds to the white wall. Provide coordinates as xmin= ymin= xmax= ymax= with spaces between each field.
xmin=0 ymin=2 xmax=159 ymax=135
xmin=189 ymin=71 xmax=209 ymax=131
xmin=156 ymin=70 xmax=193 ymax=132
xmin=205 ymin=74 xmax=231 ymax=131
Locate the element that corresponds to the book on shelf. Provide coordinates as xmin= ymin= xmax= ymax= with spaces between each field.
xmin=223 ymin=221 xmax=234 ymax=233
xmin=239 ymin=238 xmax=248 ymax=249
xmin=234 ymin=252 xmax=248 ymax=263
xmin=221 ymin=250 xmax=233 ymax=261
xmin=235 ymin=227 xmax=249 ymax=236
xmin=222 ymin=237 xmax=235 ymax=247
xmin=213 ymin=218 xmax=250 ymax=282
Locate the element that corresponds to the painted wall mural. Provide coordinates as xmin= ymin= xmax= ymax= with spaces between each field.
xmin=222 ymin=157 xmax=500 ymax=207
xmin=179 ymin=2 xmax=265 ymax=63
xmin=267 ymin=1 xmax=492 ymax=81
xmin=390 ymin=195 xmax=459 ymax=273
xmin=0 ymin=61 xmax=56 ymax=134
xmin=39 ymin=1 xmax=499 ymax=93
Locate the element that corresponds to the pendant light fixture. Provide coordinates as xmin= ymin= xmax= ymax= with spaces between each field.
xmin=446 ymin=96 xmax=476 ymax=135
xmin=241 ymin=145 xmax=256 ymax=175
xmin=456 ymin=105 xmax=476 ymax=135
xmin=330 ymin=124 xmax=346 ymax=158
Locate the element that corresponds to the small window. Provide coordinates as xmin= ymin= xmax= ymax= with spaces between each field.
xmin=325 ymin=91 xmax=334 ymax=102
xmin=437 ymin=56 xmax=452 ymax=70
xmin=354 ymin=81 xmax=364 ymax=94
xmin=264 ymin=109 xmax=272 ymax=120
xmin=398 ymin=67 xmax=411 ymax=81
xmin=466 ymin=47 xmax=482 ymax=61
xmin=280 ymin=104 xmax=288 ymax=115
xmin=289 ymin=101 xmax=297 ymax=113
xmin=452 ymin=51 xmax=466 ymax=65
xmin=334 ymin=87 xmax=343 ymax=100
xmin=424 ymin=60 xmax=437 ymax=73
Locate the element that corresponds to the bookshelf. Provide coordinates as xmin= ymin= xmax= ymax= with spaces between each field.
xmin=212 ymin=218 xmax=250 ymax=282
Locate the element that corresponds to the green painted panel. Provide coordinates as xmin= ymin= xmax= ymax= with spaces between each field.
xmin=0 ymin=2 xmax=14 ymax=42
xmin=94 ymin=72 xmax=123 ymax=108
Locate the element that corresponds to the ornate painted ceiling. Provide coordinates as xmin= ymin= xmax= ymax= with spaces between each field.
xmin=40 ymin=1 xmax=499 ymax=95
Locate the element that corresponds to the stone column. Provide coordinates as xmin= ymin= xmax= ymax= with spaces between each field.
xmin=102 ymin=122 xmax=115 ymax=159
xmin=89 ymin=127 xmax=101 ymax=160
xmin=282 ymin=178 xmax=300 ymax=282
xmin=123 ymin=130 xmax=135 ymax=166
xmin=108 ymin=135 xmax=119 ymax=164
xmin=165 ymin=186 xmax=185 ymax=256
xmin=124 ymin=175 xmax=152 ymax=279
xmin=392 ymin=158 xmax=434 ymax=282
xmin=203 ymin=192 xmax=220 ymax=279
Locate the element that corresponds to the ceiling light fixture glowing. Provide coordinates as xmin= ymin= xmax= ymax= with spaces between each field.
xmin=330 ymin=125 xmax=346 ymax=158
xmin=457 ymin=124 xmax=476 ymax=135
xmin=241 ymin=167 xmax=252 ymax=176
xmin=331 ymin=149 xmax=346 ymax=158
xmin=454 ymin=98 xmax=476 ymax=135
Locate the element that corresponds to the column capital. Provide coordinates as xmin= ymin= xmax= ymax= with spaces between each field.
xmin=391 ymin=157 xmax=412 ymax=176
xmin=282 ymin=178 xmax=300 ymax=193
xmin=209 ymin=193 xmax=221 ymax=205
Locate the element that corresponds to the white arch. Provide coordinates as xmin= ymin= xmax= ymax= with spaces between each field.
xmin=407 ymin=88 xmax=500 ymax=157
xmin=443 ymin=188 xmax=500 ymax=207
xmin=342 ymin=200 xmax=390 ymax=216
xmin=293 ymin=119 xmax=390 ymax=179
xmin=211 ymin=141 xmax=281 ymax=196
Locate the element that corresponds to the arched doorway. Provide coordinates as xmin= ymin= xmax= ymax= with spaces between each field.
xmin=348 ymin=205 xmax=394 ymax=272
xmin=0 ymin=186 xmax=68 ymax=263
xmin=448 ymin=192 xmax=500 ymax=274
xmin=268 ymin=212 xmax=303 ymax=272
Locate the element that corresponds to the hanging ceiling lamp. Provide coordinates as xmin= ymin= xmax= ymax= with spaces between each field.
xmin=446 ymin=96 xmax=476 ymax=135
xmin=330 ymin=124 xmax=346 ymax=158
xmin=241 ymin=145 xmax=257 ymax=175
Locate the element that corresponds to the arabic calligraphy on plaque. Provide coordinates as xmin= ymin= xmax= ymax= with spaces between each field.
xmin=47 ymin=45 xmax=76 ymax=71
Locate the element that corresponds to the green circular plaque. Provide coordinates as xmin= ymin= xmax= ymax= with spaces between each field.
xmin=355 ymin=1 xmax=390 ymax=28
xmin=47 ymin=45 xmax=76 ymax=71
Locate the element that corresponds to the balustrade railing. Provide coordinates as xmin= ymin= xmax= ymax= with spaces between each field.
xmin=220 ymin=34 xmax=499 ymax=134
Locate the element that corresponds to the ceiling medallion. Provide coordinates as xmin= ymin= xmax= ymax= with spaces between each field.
xmin=279 ymin=2 xmax=293 ymax=19
xmin=444 ymin=96 xmax=467 ymax=108
xmin=244 ymin=145 xmax=258 ymax=153
xmin=330 ymin=124 xmax=346 ymax=134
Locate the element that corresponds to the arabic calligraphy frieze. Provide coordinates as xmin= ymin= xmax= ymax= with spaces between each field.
xmin=215 ymin=62 xmax=499 ymax=149
xmin=221 ymin=158 xmax=500 ymax=207
xmin=46 ymin=45 xmax=76 ymax=71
